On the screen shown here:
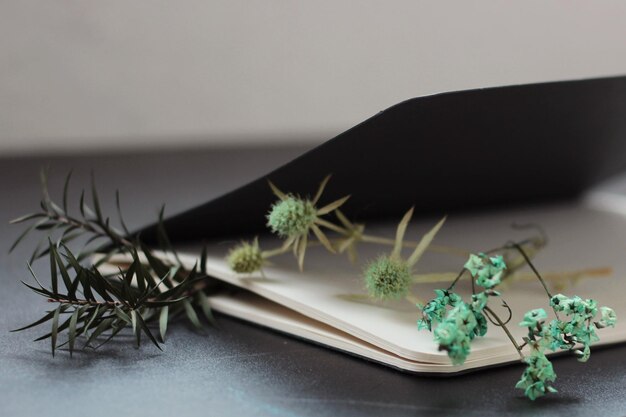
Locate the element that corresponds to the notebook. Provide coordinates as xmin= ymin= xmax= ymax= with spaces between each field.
xmin=127 ymin=75 xmax=626 ymax=373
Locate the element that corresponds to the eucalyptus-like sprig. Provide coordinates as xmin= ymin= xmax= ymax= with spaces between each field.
xmin=10 ymin=171 xmax=219 ymax=355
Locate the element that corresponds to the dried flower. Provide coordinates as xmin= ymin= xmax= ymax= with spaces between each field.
xmin=515 ymin=350 xmax=558 ymax=400
xmin=417 ymin=289 xmax=462 ymax=331
xmin=464 ymin=253 xmax=506 ymax=289
xmin=227 ymin=239 xmax=264 ymax=274
xmin=267 ymin=197 xmax=317 ymax=238
xmin=364 ymin=208 xmax=446 ymax=300
xmin=266 ymin=175 xmax=350 ymax=270
xmin=364 ymin=255 xmax=411 ymax=300
xmin=599 ymin=306 xmax=617 ymax=328
xmin=519 ymin=308 xmax=547 ymax=328
xmin=434 ymin=303 xmax=477 ymax=365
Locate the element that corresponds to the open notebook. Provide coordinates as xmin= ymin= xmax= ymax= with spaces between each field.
xmin=128 ymin=75 xmax=626 ymax=373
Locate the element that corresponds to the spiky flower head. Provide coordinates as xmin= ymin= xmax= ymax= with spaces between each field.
xmin=364 ymin=255 xmax=411 ymax=300
xmin=267 ymin=196 xmax=316 ymax=238
xmin=227 ymin=240 xmax=264 ymax=274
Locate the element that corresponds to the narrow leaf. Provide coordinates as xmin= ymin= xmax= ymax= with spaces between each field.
xmin=62 ymin=170 xmax=73 ymax=214
xmin=9 ymin=213 xmax=45 ymax=225
xmin=311 ymin=224 xmax=335 ymax=253
xmin=159 ymin=306 xmax=169 ymax=342
xmin=9 ymin=218 xmax=47 ymax=253
xmin=335 ymin=210 xmax=354 ymax=229
xmin=51 ymin=306 xmax=61 ymax=356
xmin=85 ymin=317 xmax=114 ymax=348
xmin=312 ymin=174 xmax=331 ymax=205
xmin=392 ymin=207 xmax=414 ymax=259
xmin=11 ymin=309 xmax=58 ymax=332
xmin=68 ymin=308 xmax=80 ymax=356
xmin=317 ymin=195 xmax=350 ymax=216
xmin=268 ymin=180 xmax=288 ymax=200
xmin=130 ymin=309 xmax=139 ymax=346
xmin=200 ymin=244 xmax=208 ymax=275
xmin=183 ymin=300 xmax=202 ymax=330
xmin=297 ymin=233 xmax=308 ymax=271
xmin=196 ymin=291 xmax=215 ymax=325
xmin=91 ymin=172 xmax=103 ymax=222
xmin=407 ymin=216 xmax=446 ymax=268
xmin=135 ymin=313 xmax=162 ymax=351
xmin=115 ymin=190 xmax=130 ymax=235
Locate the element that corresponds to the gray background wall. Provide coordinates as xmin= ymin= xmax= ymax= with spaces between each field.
xmin=1 ymin=1 xmax=626 ymax=155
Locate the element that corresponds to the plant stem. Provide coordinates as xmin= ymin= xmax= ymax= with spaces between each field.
xmin=484 ymin=306 xmax=525 ymax=361
xmin=47 ymin=297 xmax=123 ymax=307
xmin=446 ymin=269 xmax=467 ymax=291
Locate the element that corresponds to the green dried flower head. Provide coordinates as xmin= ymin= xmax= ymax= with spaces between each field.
xmin=549 ymin=294 xmax=569 ymax=311
xmin=519 ymin=308 xmax=547 ymax=328
xmin=464 ymin=253 xmax=506 ymax=289
xmin=227 ymin=240 xmax=264 ymax=273
xmin=434 ymin=321 xmax=458 ymax=345
xmin=267 ymin=197 xmax=316 ymax=238
xmin=515 ymin=350 xmax=557 ymax=400
xmin=472 ymin=311 xmax=488 ymax=338
xmin=471 ymin=292 xmax=489 ymax=311
xmin=364 ymin=255 xmax=411 ymax=300
xmin=417 ymin=289 xmax=462 ymax=331
xmin=434 ymin=303 xmax=477 ymax=365
xmin=599 ymin=306 xmax=617 ymax=328
xmin=550 ymin=294 xmax=601 ymax=321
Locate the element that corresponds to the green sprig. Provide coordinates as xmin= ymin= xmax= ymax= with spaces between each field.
xmin=11 ymin=170 xmax=220 ymax=354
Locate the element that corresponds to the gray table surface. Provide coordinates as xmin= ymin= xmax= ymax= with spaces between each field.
xmin=2 ymin=146 xmax=626 ymax=417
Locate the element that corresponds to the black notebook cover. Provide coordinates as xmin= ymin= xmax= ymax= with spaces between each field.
xmin=138 ymin=75 xmax=626 ymax=243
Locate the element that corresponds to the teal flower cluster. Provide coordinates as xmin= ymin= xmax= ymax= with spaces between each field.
xmin=515 ymin=350 xmax=558 ymax=401
xmin=546 ymin=294 xmax=615 ymax=362
xmin=364 ymin=256 xmax=411 ymax=300
xmin=267 ymin=197 xmax=317 ymax=238
xmin=516 ymin=294 xmax=616 ymax=399
xmin=418 ymin=254 xmax=506 ymax=365
xmin=464 ymin=253 xmax=506 ymax=288
xmin=519 ymin=308 xmax=547 ymax=328
xmin=433 ymin=291 xmax=496 ymax=365
xmin=434 ymin=303 xmax=478 ymax=364
xmin=417 ymin=289 xmax=462 ymax=331
xmin=600 ymin=306 xmax=617 ymax=328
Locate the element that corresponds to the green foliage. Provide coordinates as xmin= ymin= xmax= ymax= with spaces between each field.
xmin=11 ymin=170 xmax=219 ymax=355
